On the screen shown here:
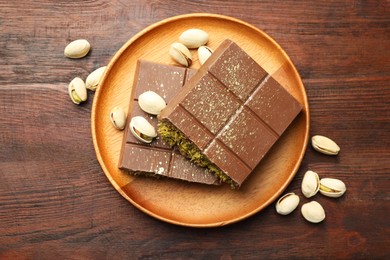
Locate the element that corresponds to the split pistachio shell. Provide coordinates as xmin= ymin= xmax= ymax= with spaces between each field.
xmin=64 ymin=39 xmax=90 ymax=58
xmin=110 ymin=106 xmax=126 ymax=130
xmin=130 ymin=116 xmax=157 ymax=143
xmin=68 ymin=77 xmax=87 ymax=104
xmin=301 ymin=201 xmax=326 ymax=223
xmin=86 ymin=66 xmax=107 ymax=91
xmin=179 ymin=29 xmax=209 ymax=49
xmin=320 ymin=178 xmax=346 ymax=198
xmin=138 ymin=91 xmax=166 ymax=115
xmin=169 ymin=42 xmax=192 ymax=67
xmin=198 ymin=46 xmax=213 ymax=65
xmin=301 ymin=170 xmax=320 ymax=198
xmin=311 ymin=135 xmax=340 ymax=155
xmin=275 ymin=193 xmax=300 ymax=215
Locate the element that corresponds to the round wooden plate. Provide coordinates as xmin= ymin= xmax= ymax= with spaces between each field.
xmin=91 ymin=13 xmax=309 ymax=227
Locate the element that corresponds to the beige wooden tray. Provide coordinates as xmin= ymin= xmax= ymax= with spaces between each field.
xmin=91 ymin=13 xmax=309 ymax=227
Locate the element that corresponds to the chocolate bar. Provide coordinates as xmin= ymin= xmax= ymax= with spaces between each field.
xmin=118 ymin=60 xmax=220 ymax=185
xmin=158 ymin=39 xmax=302 ymax=188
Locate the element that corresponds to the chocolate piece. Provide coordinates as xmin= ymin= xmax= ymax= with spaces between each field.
xmin=118 ymin=60 xmax=219 ymax=185
xmin=158 ymin=39 xmax=302 ymax=187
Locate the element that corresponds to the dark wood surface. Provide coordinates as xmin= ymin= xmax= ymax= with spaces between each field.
xmin=1 ymin=1 xmax=389 ymax=259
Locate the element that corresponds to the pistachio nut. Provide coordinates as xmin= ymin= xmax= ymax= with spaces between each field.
xmin=86 ymin=66 xmax=107 ymax=91
xmin=319 ymin=178 xmax=346 ymax=198
xmin=169 ymin=42 xmax=192 ymax=67
xmin=130 ymin=116 xmax=157 ymax=143
xmin=68 ymin=77 xmax=87 ymax=104
xmin=311 ymin=135 xmax=340 ymax=155
xmin=198 ymin=46 xmax=213 ymax=65
xmin=138 ymin=91 xmax=166 ymax=115
xmin=179 ymin=28 xmax=209 ymax=49
xmin=110 ymin=106 xmax=126 ymax=130
xmin=64 ymin=39 xmax=91 ymax=58
xmin=275 ymin=192 xmax=300 ymax=215
xmin=301 ymin=170 xmax=320 ymax=198
xmin=301 ymin=201 xmax=326 ymax=223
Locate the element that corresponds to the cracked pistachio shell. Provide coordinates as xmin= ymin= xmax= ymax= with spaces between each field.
xmin=68 ymin=77 xmax=87 ymax=104
xmin=130 ymin=116 xmax=157 ymax=143
xmin=179 ymin=28 xmax=209 ymax=49
xmin=198 ymin=46 xmax=213 ymax=65
xmin=86 ymin=66 xmax=107 ymax=91
xmin=110 ymin=106 xmax=126 ymax=130
xmin=64 ymin=39 xmax=90 ymax=58
xmin=275 ymin=193 xmax=300 ymax=215
xmin=320 ymin=178 xmax=346 ymax=198
xmin=301 ymin=201 xmax=326 ymax=223
xmin=169 ymin=42 xmax=192 ymax=67
xmin=301 ymin=170 xmax=320 ymax=198
xmin=138 ymin=91 xmax=166 ymax=115
xmin=311 ymin=135 xmax=340 ymax=155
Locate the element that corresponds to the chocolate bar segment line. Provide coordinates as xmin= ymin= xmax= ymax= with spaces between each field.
xmin=202 ymin=74 xmax=279 ymax=149
xmin=246 ymin=75 xmax=303 ymax=136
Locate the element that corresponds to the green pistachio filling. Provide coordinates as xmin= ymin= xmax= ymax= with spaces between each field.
xmin=158 ymin=120 xmax=235 ymax=187
xmin=132 ymin=171 xmax=162 ymax=178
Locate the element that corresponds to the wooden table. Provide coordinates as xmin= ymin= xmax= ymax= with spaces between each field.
xmin=1 ymin=1 xmax=389 ymax=259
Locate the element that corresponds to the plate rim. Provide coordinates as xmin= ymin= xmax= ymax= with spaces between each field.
xmin=91 ymin=13 xmax=310 ymax=227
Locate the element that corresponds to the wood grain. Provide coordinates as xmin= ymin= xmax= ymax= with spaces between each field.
xmin=0 ymin=0 xmax=389 ymax=259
